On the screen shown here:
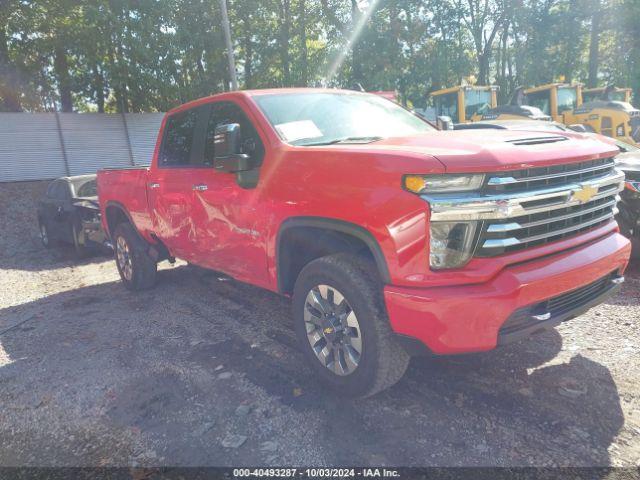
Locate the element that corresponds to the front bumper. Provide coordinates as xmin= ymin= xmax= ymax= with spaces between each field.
xmin=384 ymin=231 xmax=631 ymax=355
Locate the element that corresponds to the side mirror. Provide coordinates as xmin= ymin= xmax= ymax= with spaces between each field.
xmin=436 ymin=115 xmax=453 ymax=131
xmin=214 ymin=123 xmax=251 ymax=173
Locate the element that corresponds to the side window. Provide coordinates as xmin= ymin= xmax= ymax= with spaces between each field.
xmin=159 ymin=109 xmax=198 ymax=167
xmin=46 ymin=182 xmax=56 ymax=198
xmin=59 ymin=181 xmax=71 ymax=199
xmin=204 ymin=102 xmax=265 ymax=167
xmin=601 ymin=116 xmax=613 ymax=137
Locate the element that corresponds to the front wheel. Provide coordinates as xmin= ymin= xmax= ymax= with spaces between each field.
xmin=292 ymin=253 xmax=409 ymax=398
xmin=113 ymin=223 xmax=157 ymax=290
xmin=71 ymin=223 xmax=90 ymax=258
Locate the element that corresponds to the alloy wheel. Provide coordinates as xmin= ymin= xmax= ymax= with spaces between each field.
xmin=40 ymin=223 xmax=49 ymax=246
xmin=304 ymin=284 xmax=362 ymax=376
xmin=116 ymin=236 xmax=133 ymax=281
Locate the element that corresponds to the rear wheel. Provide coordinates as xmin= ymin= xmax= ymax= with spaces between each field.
xmin=39 ymin=220 xmax=50 ymax=248
xmin=292 ymin=253 xmax=409 ymax=398
xmin=113 ymin=223 xmax=157 ymax=290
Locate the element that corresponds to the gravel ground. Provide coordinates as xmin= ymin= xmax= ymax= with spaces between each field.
xmin=1 ymin=181 xmax=639 ymax=468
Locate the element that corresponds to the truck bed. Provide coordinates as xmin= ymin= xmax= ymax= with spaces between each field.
xmin=97 ymin=167 xmax=154 ymax=240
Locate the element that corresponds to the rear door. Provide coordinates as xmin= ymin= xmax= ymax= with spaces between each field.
xmin=147 ymin=106 xmax=207 ymax=261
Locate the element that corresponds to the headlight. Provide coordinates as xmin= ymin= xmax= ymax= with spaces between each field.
xmin=430 ymin=222 xmax=478 ymax=269
xmin=404 ymin=174 xmax=484 ymax=194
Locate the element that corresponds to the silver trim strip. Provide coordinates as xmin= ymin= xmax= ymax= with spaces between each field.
xmin=487 ymin=162 xmax=615 ymax=185
xmin=487 ymin=222 xmax=522 ymax=233
xmin=481 ymin=211 xmax=616 ymax=249
xmin=485 ymin=197 xmax=619 ymax=233
xmin=424 ymin=169 xmax=624 ymax=221
xmin=483 ymin=237 xmax=521 ymax=248
xmin=507 ymin=136 xmax=568 ymax=145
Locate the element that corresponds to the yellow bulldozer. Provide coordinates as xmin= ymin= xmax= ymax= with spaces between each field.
xmin=476 ymin=83 xmax=640 ymax=146
xmin=429 ymin=85 xmax=498 ymax=123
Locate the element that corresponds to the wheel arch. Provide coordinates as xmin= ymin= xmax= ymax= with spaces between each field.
xmin=276 ymin=217 xmax=391 ymax=294
xmin=104 ymin=201 xmax=137 ymax=240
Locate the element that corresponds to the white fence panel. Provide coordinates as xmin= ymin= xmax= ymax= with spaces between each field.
xmin=59 ymin=113 xmax=133 ymax=175
xmin=125 ymin=113 xmax=164 ymax=166
xmin=0 ymin=112 xmax=166 ymax=182
xmin=0 ymin=114 xmax=67 ymax=182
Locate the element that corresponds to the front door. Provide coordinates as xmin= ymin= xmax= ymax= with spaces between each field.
xmin=46 ymin=180 xmax=73 ymax=242
xmin=190 ymin=101 xmax=270 ymax=286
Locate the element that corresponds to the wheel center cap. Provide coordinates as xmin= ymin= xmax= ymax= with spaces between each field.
xmin=321 ymin=315 xmax=342 ymax=342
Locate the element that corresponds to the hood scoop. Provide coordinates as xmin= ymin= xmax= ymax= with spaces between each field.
xmin=507 ymin=136 xmax=568 ymax=146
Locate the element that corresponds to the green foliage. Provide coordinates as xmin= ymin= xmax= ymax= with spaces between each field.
xmin=0 ymin=0 xmax=637 ymax=112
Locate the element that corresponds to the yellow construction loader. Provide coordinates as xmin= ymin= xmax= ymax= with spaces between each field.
xmin=477 ymin=83 xmax=640 ymax=145
xmin=429 ymin=85 xmax=498 ymax=123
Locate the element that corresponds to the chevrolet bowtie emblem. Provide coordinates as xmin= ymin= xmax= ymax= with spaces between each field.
xmin=570 ymin=185 xmax=598 ymax=204
xmin=323 ymin=327 xmax=334 ymax=335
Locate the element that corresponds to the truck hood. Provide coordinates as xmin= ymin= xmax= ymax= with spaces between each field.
xmin=330 ymin=130 xmax=619 ymax=173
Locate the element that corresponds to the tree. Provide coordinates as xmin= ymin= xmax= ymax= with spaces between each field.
xmin=2 ymin=0 xmax=638 ymax=112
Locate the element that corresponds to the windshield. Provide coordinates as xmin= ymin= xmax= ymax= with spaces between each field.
xmin=433 ymin=92 xmax=458 ymax=122
xmin=557 ymin=87 xmax=578 ymax=113
xmin=254 ymin=92 xmax=434 ymax=146
xmin=72 ymin=178 xmax=97 ymax=197
xmin=465 ymin=90 xmax=492 ymax=118
xmin=611 ymin=91 xmax=628 ymax=102
xmin=527 ymin=90 xmax=551 ymax=115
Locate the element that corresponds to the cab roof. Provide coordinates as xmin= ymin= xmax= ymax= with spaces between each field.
xmin=429 ymin=85 xmax=498 ymax=96
xmin=167 ymin=88 xmax=373 ymax=114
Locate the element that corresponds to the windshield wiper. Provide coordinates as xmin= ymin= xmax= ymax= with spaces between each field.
xmin=299 ymin=136 xmax=384 ymax=146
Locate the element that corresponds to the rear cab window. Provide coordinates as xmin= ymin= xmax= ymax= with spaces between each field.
xmin=159 ymin=109 xmax=199 ymax=167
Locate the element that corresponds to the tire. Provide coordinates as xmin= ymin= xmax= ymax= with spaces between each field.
xmin=616 ymin=211 xmax=640 ymax=259
xmin=71 ymin=223 xmax=90 ymax=258
xmin=292 ymin=253 xmax=409 ymax=398
xmin=113 ymin=223 xmax=157 ymax=290
xmin=39 ymin=220 xmax=51 ymax=248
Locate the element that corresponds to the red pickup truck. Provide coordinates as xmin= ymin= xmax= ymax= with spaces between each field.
xmin=98 ymin=89 xmax=630 ymax=397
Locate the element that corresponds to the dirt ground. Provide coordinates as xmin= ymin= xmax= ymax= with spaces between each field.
xmin=1 ymin=181 xmax=639 ymax=468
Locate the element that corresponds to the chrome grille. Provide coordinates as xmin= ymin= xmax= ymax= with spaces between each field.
xmin=476 ymin=160 xmax=621 ymax=256
xmin=424 ymin=157 xmax=624 ymax=262
xmin=477 ymin=194 xmax=619 ymax=256
xmin=485 ymin=158 xmax=615 ymax=193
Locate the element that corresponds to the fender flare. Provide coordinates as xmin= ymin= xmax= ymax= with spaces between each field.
xmin=276 ymin=216 xmax=391 ymax=292
xmin=104 ymin=201 xmax=140 ymax=240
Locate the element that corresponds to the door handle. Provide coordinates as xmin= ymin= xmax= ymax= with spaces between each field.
xmin=148 ymin=182 xmax=160 ymax=189
xmin=192 ymin=184 xmax=208 ymax=191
